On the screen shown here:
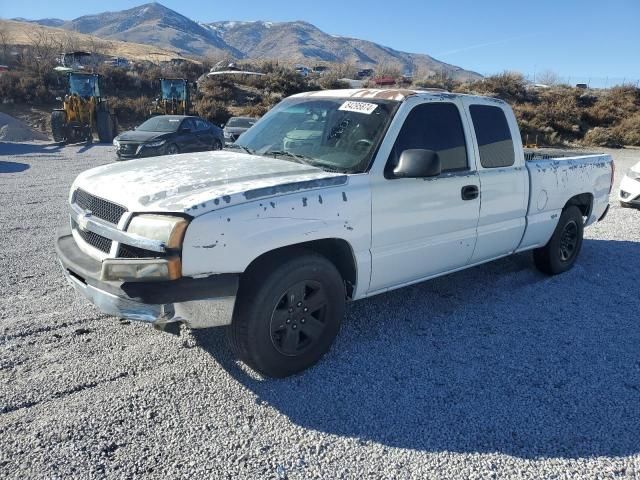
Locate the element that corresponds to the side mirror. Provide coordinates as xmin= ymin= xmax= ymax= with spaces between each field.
xmin=393 ymin=149 xmax=441 ymax=178
xmin=220 ymin=123 xmax=225 ymax=128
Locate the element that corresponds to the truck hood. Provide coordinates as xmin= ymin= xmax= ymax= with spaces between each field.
xmin=72 ymin=150 xmax=347 ymax=216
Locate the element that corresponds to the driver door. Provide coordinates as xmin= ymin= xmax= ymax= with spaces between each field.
xmin=369 ymin=100 xmax=481 ymax=292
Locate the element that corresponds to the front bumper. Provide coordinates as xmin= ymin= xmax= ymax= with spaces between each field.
xmin=116 ymin=143 xmax=166 ymax=160
xmin=56 ymin=230 xmax=239 ymax=329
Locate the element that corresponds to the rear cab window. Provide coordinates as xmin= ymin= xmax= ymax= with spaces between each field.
xmin=386 ymin=102 xmax=469 ymax=177
xmin=469 ymin=105 xmax=515 ymax=168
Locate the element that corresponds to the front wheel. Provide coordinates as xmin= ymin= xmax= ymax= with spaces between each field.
xmin=533 ymin=206 xmax=584 ymax=275
xmin=227 ymin=250 xmax=345 ymax=377
xmin=96 ymin=110 xmax=114 ymax=143
xmin=51 ymin=110 xmax=67 ymax=143
xmin=211 ymin=139 xmax=222 ymax=151
xmin=166 ymin=143 xmax=179 ymax=155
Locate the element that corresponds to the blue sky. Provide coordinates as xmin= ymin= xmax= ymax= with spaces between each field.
xmin=2 ymin=0 xmax=639 ymax=86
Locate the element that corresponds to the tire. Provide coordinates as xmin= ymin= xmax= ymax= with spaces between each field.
xmin=166 ymin=143 xmax=179 ymax=155
xmin=111 ymin=114 xmax=118 ymax=137
xmin=96 ymin=110 xmax=114 ymax=143
xmin=227 ymin=250 xmax=346 ymax=378
xmin=51 ymin=110 xmax=67 ymax=143
xmin=533 ymin=206 xmax=584 ymax=275
xmin=211 ymin=139 xmax=222 ymax=151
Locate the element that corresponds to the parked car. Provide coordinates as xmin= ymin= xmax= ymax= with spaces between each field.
xmin=57 ymin=89 xmax=613 ymax=378
xmin=223 ymin=116 xmax=258 ymax=145
xmin=619 ymin=160 xmax=640 ymax=207
xmin=357 ymin=68 xmax=374 ymax=78
xmin=113 ymin=115 xmax=224 ymax=160
xmin=295 ymin=64 xmax=310 ymax=77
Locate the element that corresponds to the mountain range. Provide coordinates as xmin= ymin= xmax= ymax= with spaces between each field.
xmin=14 ymin=2 xmax=481 ymax=80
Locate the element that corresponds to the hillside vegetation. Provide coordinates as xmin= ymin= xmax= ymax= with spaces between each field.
xmin=0 ymin=19 xmax=188 ymax=63
xmin=1 ymin=46 xmax=638 ymax=147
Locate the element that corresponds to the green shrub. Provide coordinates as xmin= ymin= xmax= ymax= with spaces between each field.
xmin=195 ymin=98 xmax=231 ymax=125
xmin=584 ymin=127 xmax=623 ymax=148
xmin=318 ymin=74 xmax=350 ymax=90
xmin=463 ymin=72 xmax=530 ymax=103
xmin=613 ymin=112 xmax=640 ymax=146
xmin=109 ymin=96 xmax=151 ymax=126
xmin=234 ymin=103 xmax=270 ymax=118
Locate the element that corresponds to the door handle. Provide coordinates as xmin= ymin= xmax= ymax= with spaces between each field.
xmin=461 ymin=185 xmax=479 ymax=201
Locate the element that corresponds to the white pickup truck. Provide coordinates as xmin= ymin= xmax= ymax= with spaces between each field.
xmin=56 ymin=89 xmax=614 ymax=377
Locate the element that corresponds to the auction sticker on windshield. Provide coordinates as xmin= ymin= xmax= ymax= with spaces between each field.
xmin=339 ymin=101 xmax=378 ymax=115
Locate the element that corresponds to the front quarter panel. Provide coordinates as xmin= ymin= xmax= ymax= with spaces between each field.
xmin=181 ymin=175 xmax=372 ymax=298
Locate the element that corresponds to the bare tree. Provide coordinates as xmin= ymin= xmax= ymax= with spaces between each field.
xmin=0 ymin=27 xmax=10 ymax=65
xmin=375 ymin=61 xmax=403 ymax=78
xmin=22 ymin=29 xmax=59 ymax=75
xmin=331 ymin=62 xmax=358 ymax=79
xmin=536 ymin=69 xmax=560 ymax=86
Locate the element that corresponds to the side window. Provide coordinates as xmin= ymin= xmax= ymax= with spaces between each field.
xmin=181 ymin=118 xmax=196 ymax=132
xmin=469 ymin=105 xmax=515 ymax=168
xmin=195 ymin=119 xmax=210 ymax=131
xmin=387 ymin=102 xmax=468 ymax=176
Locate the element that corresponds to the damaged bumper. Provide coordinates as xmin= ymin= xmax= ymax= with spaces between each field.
xmin=56 ymin=229 xmax=239 ymax=329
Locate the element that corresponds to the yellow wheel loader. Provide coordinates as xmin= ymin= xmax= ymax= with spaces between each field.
xmin=51 ymin=73 xmax=117 ymax=144
xmin=151 ymin=78 xmax=191 ymax=116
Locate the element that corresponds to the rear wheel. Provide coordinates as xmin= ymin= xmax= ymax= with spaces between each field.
xmin=533 ymin=206 xmax=584 ymax=275
xmin=96 ymin=110 xmax=114 ymax=143
xmin=51 ymin=110 xmax=67 ymax=143
xmin=227 ymin=250 xmax=345 ymax=377
xmin=211 ymin=139 xmax=222 ymax=151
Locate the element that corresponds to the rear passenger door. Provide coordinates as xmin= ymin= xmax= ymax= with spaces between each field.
xmin=178 ymin=118 xmax=198 ymax=152
xmin=194 ymin=118 xmax=214 ymax=150
xmin=462 ymin=100 xmax=528 ymax=262
xmin=369 ymin=99 xmax=481 ymax=292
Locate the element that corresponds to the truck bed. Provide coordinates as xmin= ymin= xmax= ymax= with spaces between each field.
xmin=517 ymin=150 xmax=613 ymax=251
xmin=523 ymin=148 xmax=600 ymax=161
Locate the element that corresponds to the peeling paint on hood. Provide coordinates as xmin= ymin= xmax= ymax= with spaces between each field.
xmin=72 ymin=151 xmax=347 ymax=216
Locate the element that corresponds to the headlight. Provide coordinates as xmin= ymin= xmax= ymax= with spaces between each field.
xmin=101 ymin=258 xmax=181 ymax=282
xmin=126 ymin=214 xmax=189 ymax=249
xmin=144 ymin=139 xmax=166 ymax=148
xmin=113 ymin=138 xmax=120 ymax=147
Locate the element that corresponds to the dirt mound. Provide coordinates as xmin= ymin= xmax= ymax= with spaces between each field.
xmin=0 ymin=112 xmax=48 ymax=142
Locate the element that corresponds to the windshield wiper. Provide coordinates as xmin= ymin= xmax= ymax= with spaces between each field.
xmin=224 ymin=143 xmax=254 ymax=155
xmin=263 ymin=150 xmax=316 ymax=166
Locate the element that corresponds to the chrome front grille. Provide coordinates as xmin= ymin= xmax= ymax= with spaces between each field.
xmin=72 ymin=220 xmax=112 ymax=253
xmin=117 ymin=244 xmax=162 ymax=259
xmin=72 ymin=189 xmax=127 ymax=225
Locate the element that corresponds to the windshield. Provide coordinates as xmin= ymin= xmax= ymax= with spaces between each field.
xmin=234 ymin=97 xmax=398 ymax=173
xmin=69 ymin=75 xmax=99 ymax=97
xmin=227 ymin=117 xmax=257 ymax=128
xmin=137 ymin=116 xmax=182 ymax=132
xmin=161 ymin=79 xmax=186 ymax=101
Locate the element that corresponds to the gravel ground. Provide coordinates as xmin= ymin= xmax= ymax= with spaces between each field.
xmin=1 ymin=141 xmax=640 ymax=479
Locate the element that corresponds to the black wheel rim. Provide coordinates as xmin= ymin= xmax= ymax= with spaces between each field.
xmin=168 ymin=145 xmax=178 ymax=154
xmin=269 ymin=280 xmax=328 ymax=356
xmin=559 ymin=220 xmax=578 ymax=262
